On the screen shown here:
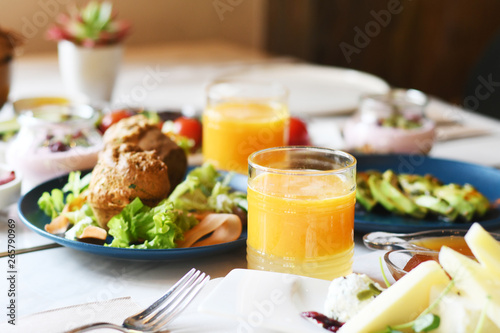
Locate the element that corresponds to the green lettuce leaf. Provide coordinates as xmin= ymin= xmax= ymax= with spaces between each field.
xmin=168 ymin=162 xmax=246 ymax=213
xmin=64 ymin=203 xmax=96 ymax=225
xmin=38 ymin=171 xmax=92 ymax=220
xmin=106 ymin=198 xmax=198 ymax=249
xmin=38 ymin=189 xmax=65 ymax=219
xmin=62 ymin=170 xmax=92 ymax=199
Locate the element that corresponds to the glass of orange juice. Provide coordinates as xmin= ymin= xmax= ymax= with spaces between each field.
xmin=247 ymin=147 xmax=357 ymax=280
xmin=202 ymin=80 xmax=289 ymax=174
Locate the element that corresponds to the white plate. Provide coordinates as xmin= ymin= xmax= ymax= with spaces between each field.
xmin=126 ymin=63 xmax=390 ymax=117
xmin=198 ymin=269 xmax=331 ymax=333
xmin=218 ymin=63 xmax=390 ymax=116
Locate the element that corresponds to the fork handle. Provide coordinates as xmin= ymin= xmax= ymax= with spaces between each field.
xmin=65 ymin=322 xmax=134 ymax=333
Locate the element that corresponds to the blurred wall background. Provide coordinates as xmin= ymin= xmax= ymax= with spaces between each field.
xmin=0 ymin=0 xmax=267 ymax=54
xmin=3 ymin=0 xmax=500 ymax=113
xmin=266 ymin=0 xmax=500 ymax=108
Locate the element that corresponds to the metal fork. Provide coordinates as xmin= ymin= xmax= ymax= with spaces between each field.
xmin=66 ymin=268 xmax=210 ymax=333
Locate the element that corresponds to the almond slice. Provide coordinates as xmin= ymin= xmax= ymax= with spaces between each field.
xmin=177 ymin=213 xmax=242 ymax=248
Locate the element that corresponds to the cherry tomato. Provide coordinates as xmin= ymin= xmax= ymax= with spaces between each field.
xmin=99 ymin=109 xmax=134 ymax=133
xmin=173 ymin=116 xmax=202 ymax=148
xmin=288 ymin=117 xmax=310 ymax=145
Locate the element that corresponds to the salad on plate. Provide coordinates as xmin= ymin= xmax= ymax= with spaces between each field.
xmin=38 ymin=163 xmax=247 ymax=249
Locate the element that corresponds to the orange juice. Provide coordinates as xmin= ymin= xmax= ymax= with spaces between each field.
xmin=202 ymin=102 xmax=288 ymax=174
xmin=247 ymin=172 xmax=356 ymax=280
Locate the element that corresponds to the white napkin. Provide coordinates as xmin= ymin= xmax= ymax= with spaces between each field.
xmin=435 ymin=124 xmax=491 ymax=141
xmin=0 ymin=297 xmax=141 ymax=333
xmin=426 ymin=98 xmax=492 ymax=141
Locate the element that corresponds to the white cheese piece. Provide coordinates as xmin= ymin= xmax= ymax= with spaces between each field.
xmin=323 ymin=273 xmax=383 ymax=323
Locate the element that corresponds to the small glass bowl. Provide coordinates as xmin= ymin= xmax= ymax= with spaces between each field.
xmin=384 ymin=249 xmax=440 ymax=281
xmin=343 ymin=88 xmax=435 ymax=154
xmin=363 ymin=229 xmax=500 ymax=252
xmin=6 ymin=103 xmax=103 ymax=192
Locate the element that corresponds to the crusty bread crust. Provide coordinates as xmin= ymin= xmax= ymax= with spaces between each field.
xmin=88 ymin=115 xmax=187 ymax=228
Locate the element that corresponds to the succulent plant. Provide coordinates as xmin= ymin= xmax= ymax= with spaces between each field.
xmin=46 ymin=1 xmax=131 ymax=47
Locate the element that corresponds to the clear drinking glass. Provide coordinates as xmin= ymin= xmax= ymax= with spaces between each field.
xmin=202 ymin=80 xmax=289 ymax=174
xmin=247 ymin=146 xmax=357 ymax=280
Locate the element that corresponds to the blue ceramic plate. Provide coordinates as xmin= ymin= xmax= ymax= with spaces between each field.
xmin=18 ymin=168 xmax=248 ymax=261
xmin=354 ymin=154 xmax=500 ymax=234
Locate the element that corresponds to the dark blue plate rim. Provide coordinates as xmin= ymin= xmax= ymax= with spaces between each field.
xmin=353 ymin=154 xmax=500 ymax=234
xmin=17 ymin=168 xmax=248 ymax=261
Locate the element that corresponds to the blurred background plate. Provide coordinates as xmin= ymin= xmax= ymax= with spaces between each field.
xmin=120 ymin=63 xmax=390 ymax=117
xmin=354 ymin=154 xmax=500 ymax=233
xmin=218 ymin=63 xmax=390 ymax=116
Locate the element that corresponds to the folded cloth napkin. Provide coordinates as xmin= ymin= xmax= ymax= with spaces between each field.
xmin=426 ymin=98 xmax=492 ymax=141
xmin=435 ymin=124 xmax=491 ymax=141
xmin=0 ymin=297 xmax=141 ymax=333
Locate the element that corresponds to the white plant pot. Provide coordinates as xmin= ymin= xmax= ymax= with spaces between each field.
xmin=58 ymin=40 xmax=122 ymax=103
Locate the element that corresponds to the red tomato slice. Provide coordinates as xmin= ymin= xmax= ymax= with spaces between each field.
xmin=99 ymin=109 xmax=134 ymax=133
xmin=173 ymin=116 xmax=202 ymax=148
xmin=288 ymin=117 xmax=310 ymax=145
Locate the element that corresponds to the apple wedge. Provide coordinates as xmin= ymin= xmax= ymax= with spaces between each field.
xmin=339 ymin=260 xmax=450 ymax=333
xmin=431 ymin=290 xmax=500 ymax=333
xmin=439 ymin=246 xmax=500 ymax=329
xmin=464 ymin=222 xmax=500 ymax=277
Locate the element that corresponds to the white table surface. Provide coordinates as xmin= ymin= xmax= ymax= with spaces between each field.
xmin=1 ymin=41 xmax=500 ymax=331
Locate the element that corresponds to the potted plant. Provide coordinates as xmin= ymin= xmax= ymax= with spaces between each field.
xmin=47 ymin=1 xmax=131 ymax=103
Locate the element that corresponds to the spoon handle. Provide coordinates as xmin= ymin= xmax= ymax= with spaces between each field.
xmin=363 ymin=231 xmax=415 ymax=250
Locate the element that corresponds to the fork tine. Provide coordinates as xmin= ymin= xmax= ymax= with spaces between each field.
xmin=146 ymin=272 xmax=210 ymax=331
xmin=123 ymin=269 xmax=210 ymax=331
xmin=128 ymin=268 xmax=197 ymax=322
xmin=143 ymin=270 xmax=203 ymax=324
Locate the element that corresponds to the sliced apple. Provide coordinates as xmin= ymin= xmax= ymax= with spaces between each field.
xmin=431 ymin=290 xmax=500 ymax=333
xmin=465 ymin=222 xmax=500 ymax=277
xmin=439 ymin=246 xmax=500 ymax=329
xmin=339 ymin=260 xmax=450 ymax=333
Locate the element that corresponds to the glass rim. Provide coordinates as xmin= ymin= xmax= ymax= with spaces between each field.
xmin=206 ymin=79 xmax=289 ymax=100
xmin=360 ymin=88 xmax=429 ymax=107
xmin=248 ymin=146 xmax=357 ymax=176
xmin=17 ymin=103 xmax=98 ymax=126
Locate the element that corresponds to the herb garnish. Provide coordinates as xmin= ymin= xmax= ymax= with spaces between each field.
xmin=357 ymin=283 xmax=382 ymax=301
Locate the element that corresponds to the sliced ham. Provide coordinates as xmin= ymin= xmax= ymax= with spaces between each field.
xmin=44 ymin=214 xmax=70 ymax=234
xmin=177 ymin=213 xmax=242 ymax=248
xmin=78 ymin=225 xmax=107 ymax=240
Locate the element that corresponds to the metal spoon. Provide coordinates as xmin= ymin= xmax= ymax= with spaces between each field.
xmin=362 ymin=229 xmax=500 ymax=251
